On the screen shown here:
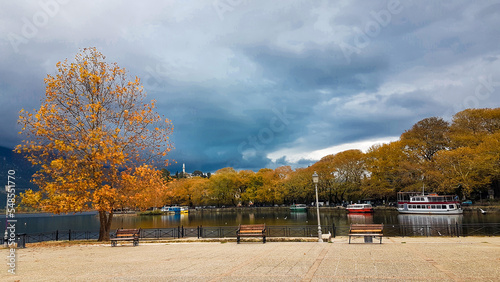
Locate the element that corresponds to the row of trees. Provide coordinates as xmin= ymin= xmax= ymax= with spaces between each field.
xmin=158 ymin=108 xmax=500 ymax=208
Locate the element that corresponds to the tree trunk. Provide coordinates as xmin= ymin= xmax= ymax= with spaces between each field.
xmin=98 ymin=210 xmax=114 ymax=241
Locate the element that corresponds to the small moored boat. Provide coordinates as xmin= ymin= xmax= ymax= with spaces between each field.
xmin=290 ymin=204 xmax=307 ymax=212
xmin=346 ymin=203 xmax=374 ymax=213
xmin=161 ymin=206 xmax=189 ymax=214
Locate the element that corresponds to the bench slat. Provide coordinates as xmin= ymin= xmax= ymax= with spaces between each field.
xmin=348 ymin=224 xmax=384 ymax=244
xmin=111 ymin=228 xmax=140 ymax=247
xmin=237 ymin=224 xmax=266 ymax=244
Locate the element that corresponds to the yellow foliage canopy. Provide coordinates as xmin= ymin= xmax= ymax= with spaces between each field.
xmin=17 ymin=47 xmax=174 ymax=220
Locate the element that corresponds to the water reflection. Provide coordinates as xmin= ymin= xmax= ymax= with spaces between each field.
xmin=290 ymin=211 xmax=308 ymax=222
xmin=398 ymin=214 xmax=463 ymax=236
xmin=347 ymin=213 xmax=374 ymax=224
xmin=248 ymin=213 xmax=255 ymax=224
xmin=398 ymin=214 xmax=463 ymax=226
xmin=2 ymin=209 xmax=497 ymax=234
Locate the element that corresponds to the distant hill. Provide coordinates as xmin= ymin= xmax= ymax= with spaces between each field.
xmin=0 ymin=146 xmax=38 ymax=205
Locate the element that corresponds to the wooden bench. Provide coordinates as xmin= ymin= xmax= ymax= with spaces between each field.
xmin=237 ymin=224 xmax=266 ymax=244
xmin=110 ymin=228 xmax=140 ymax=246
xmin=348 ymin=224 xmax=383 ymax=244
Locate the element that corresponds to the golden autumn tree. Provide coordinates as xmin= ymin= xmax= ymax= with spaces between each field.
xmin=328 ymin=149 xmax=366 ymax=202
xmin=448 ymin=108 xmax=500 ymax=148
xmin=364 ymin=141 xmax=414 ymax=199
xmin=208 ymin=167 xmax=241 ymax=206
xmin=164 ymin=177 xmax=210 ymax=207
xmin=17 ymin=48 xmax=173 ymax=241
xmin=282 ymin=167 xmax=313 ymax=204
xmin=253 ymin=166 xmax=291 ymax=206
xmin=400 ymin=117 xmax=450 ymax=161
xmin=433 ymin=108 xmax=500 ymax=198
xmin=120 ymin=165 xmax=170 ymax=211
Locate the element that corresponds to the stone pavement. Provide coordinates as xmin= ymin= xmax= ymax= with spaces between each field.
xmin=2 ymin=236 xmax=500 ymax=281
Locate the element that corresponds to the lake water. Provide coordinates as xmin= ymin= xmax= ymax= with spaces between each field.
xmin=3 ymin=208 xmax=499 ymax=234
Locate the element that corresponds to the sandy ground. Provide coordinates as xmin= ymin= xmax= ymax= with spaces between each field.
xmin=1 ymin=236 xmax=499 ymax=281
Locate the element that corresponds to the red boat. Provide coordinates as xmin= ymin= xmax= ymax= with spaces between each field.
xmin=346 ymin=204 xmax=374 ymax=213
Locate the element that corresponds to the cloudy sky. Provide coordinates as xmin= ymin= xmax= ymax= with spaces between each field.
xmin=1 ymin=0 xmax=500 ymax=173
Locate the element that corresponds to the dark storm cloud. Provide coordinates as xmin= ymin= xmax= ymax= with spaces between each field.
xmin=241 ymin=44 xmax=392 ymax=99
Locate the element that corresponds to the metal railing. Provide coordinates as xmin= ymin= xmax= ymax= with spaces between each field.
xmin=2 ymin=223 xmax=499 ymax=246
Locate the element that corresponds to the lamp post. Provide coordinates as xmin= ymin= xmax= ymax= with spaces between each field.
xmin=312 ymin=171 xmax=323 ymax=242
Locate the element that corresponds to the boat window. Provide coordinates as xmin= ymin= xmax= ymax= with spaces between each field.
xmin=431 ymin=205 xmax=436 ymax=209
xmin=449 ymin=205 xmax=454 ymax=209
xmin=427 ymin=205 xmax=431 ymax=209
xmin=442 ymin=205 xmax=446 ymax=209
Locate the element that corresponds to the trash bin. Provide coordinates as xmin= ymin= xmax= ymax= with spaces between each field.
xmin=16 ymin=234 xmax=26 ymax=248
xmin=364 ymin=236 xmax=373 ymax=243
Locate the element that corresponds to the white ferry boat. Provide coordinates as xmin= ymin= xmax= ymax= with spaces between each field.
xmin=397 ymin=192 xmax=463 ymax=214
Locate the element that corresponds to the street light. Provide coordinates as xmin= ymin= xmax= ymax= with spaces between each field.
xmin=312 ymin=171 xmax=323 ymax=242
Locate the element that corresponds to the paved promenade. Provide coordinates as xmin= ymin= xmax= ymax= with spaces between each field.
xmin=2 ymin=236 xmax=500 ymax=281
